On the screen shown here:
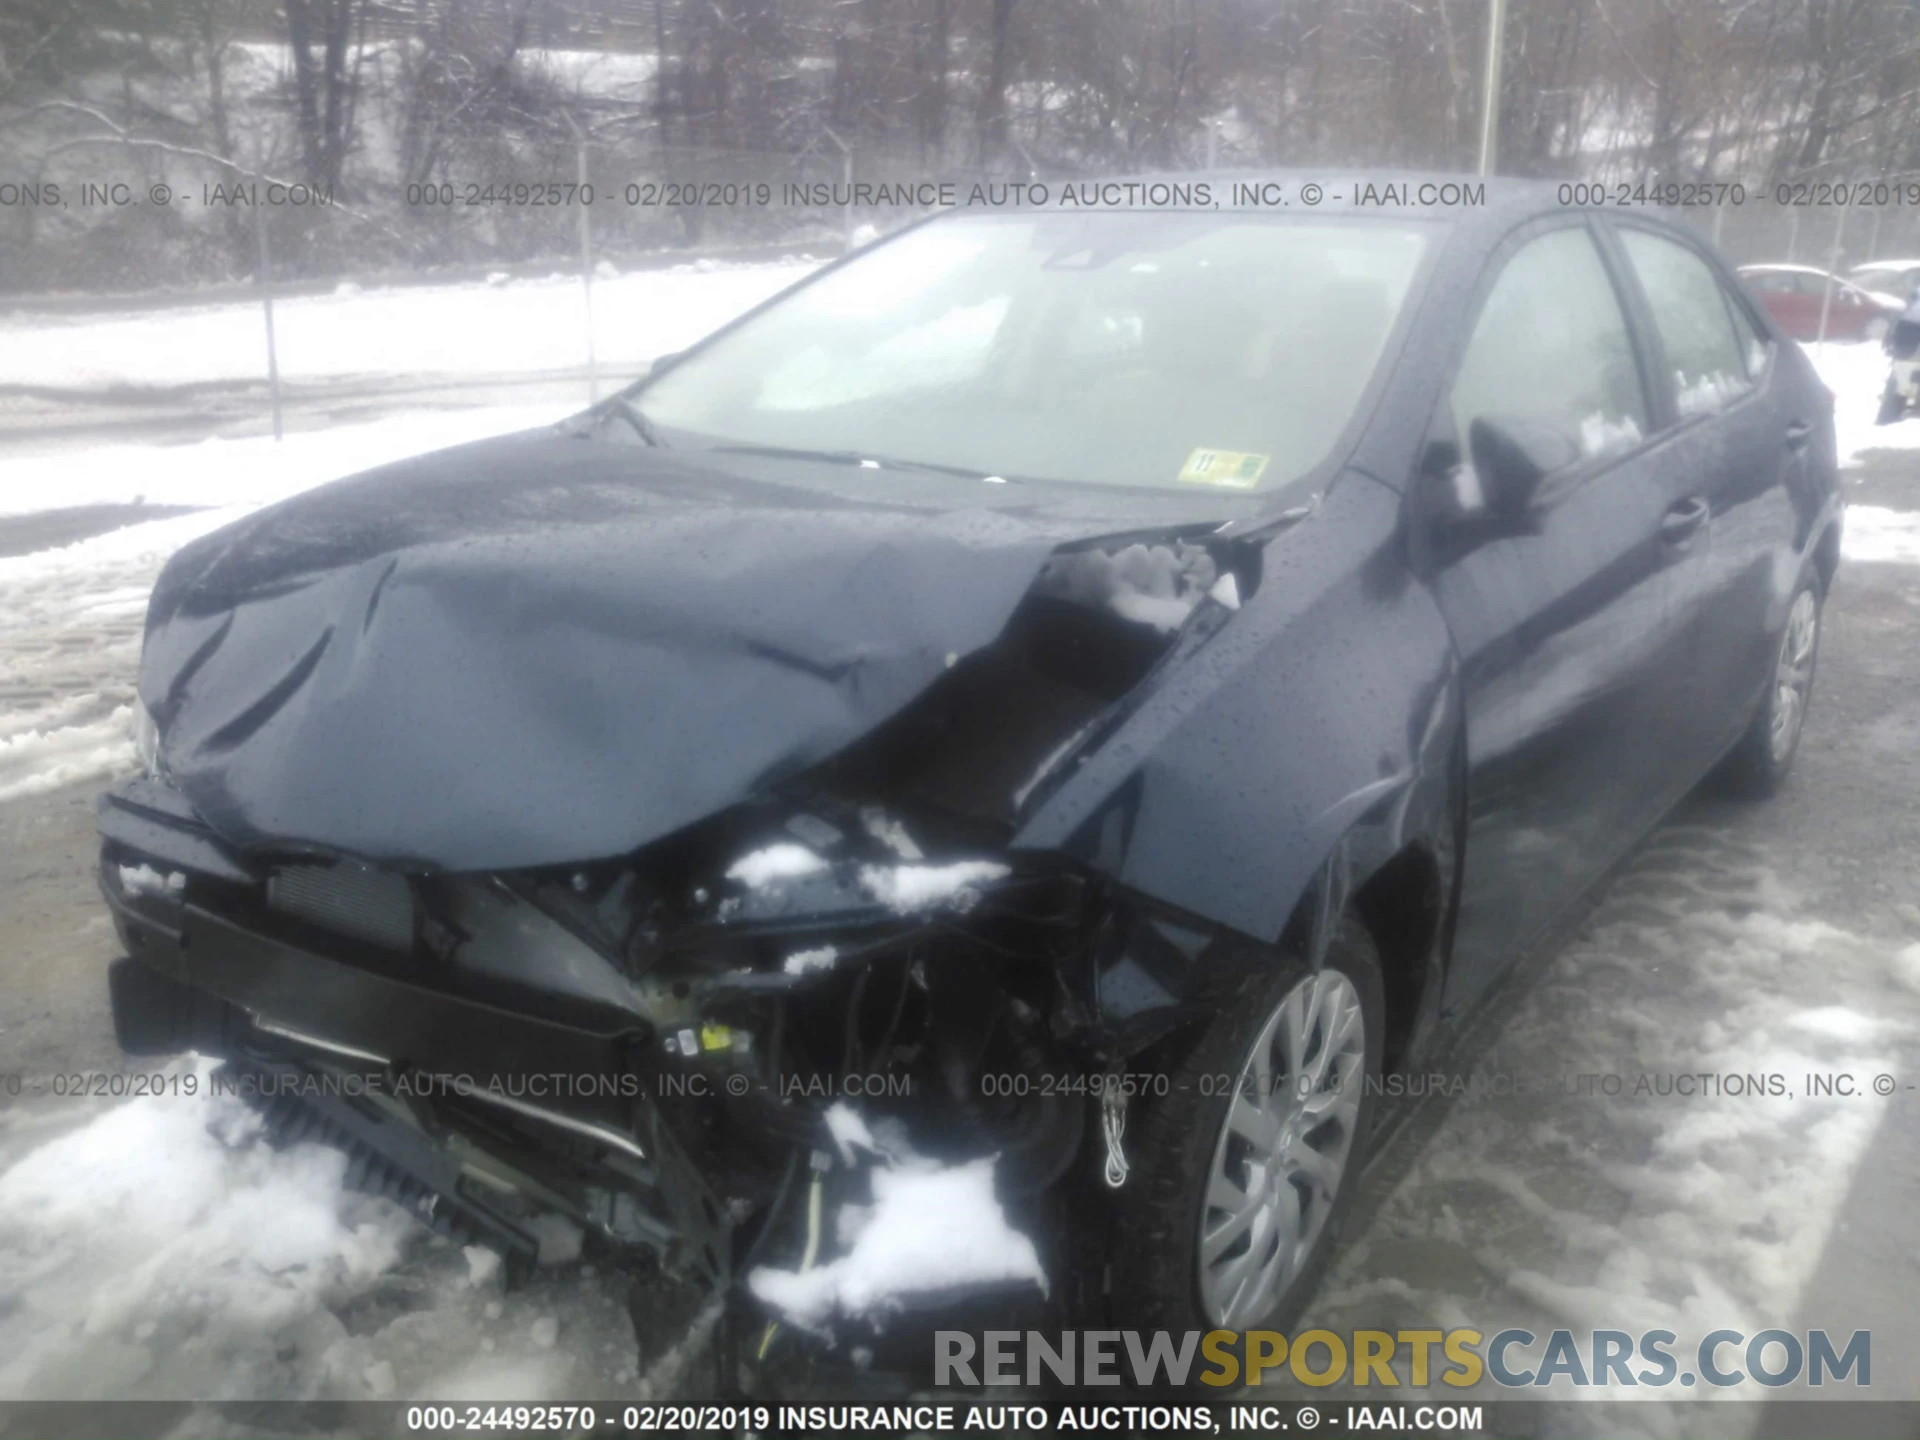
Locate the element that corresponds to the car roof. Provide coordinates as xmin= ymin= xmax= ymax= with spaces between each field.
xmin=990 ymin=168 xmax=1712 ymax=261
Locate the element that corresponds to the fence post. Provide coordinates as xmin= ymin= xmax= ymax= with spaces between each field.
xmin=821 ymin=127 xmax=854 ymax=249
xmin=254 ymin=201 xmax=283 ymax=442
xmin=1814 ymin=202 xmax=1847 ymax=348
xmin=577 ymin=133 xmax=598 ymax=405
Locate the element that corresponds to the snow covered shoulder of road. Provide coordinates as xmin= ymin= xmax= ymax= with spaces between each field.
xmin=0 ymin=258 xmax=814 ymax=395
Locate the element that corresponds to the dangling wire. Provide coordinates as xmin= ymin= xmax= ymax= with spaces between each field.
xmin=756 ymin=1155 xmax=827 ymax=1361
xmin=1101 ymin=1085 xmax=1130 ymax=1189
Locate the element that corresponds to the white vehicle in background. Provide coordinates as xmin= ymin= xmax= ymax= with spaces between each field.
xmin=1849 ymin=258 xmax=1920 ymax=303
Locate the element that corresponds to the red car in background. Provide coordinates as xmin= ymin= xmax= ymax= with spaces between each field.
xmin=1737 ymin=263 xmax=1905 ymax=342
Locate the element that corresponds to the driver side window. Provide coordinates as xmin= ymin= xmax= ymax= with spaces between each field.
xmin=1448 ymin=227 xmax=1650 ymax=504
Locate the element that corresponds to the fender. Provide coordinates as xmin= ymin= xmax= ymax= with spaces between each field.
xmin=1015 ymin=470 xmax=1463 ymax=962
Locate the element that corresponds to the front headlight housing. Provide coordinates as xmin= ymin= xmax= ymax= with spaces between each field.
xmin=130 ymin=700 xmax=162 ymax=780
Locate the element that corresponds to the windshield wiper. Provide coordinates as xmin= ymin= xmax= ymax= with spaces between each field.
xmin=601 ymin=397 xmax=664 ymax=447
xmin=708 ymin=443 xmax=1017 ymax=482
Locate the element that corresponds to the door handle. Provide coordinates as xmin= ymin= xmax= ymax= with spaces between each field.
xmin=1660 ymin=496 xmax=1710 ymax=545
xmin=1785 ymin=419 xmax=1813 ymax=452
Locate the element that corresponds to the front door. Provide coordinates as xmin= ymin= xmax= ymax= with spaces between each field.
xmin=1424 ymin=221 xmax=1699 ymax=1012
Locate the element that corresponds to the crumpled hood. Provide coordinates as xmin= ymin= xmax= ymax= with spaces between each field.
xmin=141 ymin=429 xmax=1154 ymax=869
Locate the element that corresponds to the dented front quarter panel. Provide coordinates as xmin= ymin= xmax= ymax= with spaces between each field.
xmin=1013 ymin=470 xmax=1462 ymax=952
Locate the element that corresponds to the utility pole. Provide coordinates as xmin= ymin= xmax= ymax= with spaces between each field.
xmin=565 ymin=112 xmax=598 ymax=404
xmin=1476 ymin=0 xmax=1508 ymax=176
xmin=254 ymin=202 xmax=283 ymax=442
xmin=1815 ymin=202 xmax=1848 ymax=349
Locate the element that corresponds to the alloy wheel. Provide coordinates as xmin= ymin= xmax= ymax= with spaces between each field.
xmin=1197 ymin=968 xmax=1367 ymax=1328
xmin=1769 ymin=588 xmax=1819 ymax=766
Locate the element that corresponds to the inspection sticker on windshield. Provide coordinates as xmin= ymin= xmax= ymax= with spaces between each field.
xmin=1178 ymin=448 xmax=1269 ymax=489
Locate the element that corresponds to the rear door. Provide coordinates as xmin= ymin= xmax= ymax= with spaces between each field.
xmin=1426 ymin=220 xmax=1700 ymax=1011
xmin=1608 ymin=222 xmax=1799 ymax=769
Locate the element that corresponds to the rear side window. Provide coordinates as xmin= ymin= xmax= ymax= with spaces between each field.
xmin=1448 ymin=226 xmax=1649 ymax=474
xmin=1620 ymin=230 xmax=1753 ymax=416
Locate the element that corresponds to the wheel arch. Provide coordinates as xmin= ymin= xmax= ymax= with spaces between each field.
xmin=1813 ymin=514 xmax=1842 ymax=596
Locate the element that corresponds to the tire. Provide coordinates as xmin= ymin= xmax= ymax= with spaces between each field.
xmin=1108 ymin=915 xmax=1384 ymax=1358
xmin=1717 ymin=578 xmax=1822 ymax=798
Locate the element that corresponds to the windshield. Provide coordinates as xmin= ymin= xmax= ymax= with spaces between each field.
xmin=636 ymin=212 xmax=1430 ymax=493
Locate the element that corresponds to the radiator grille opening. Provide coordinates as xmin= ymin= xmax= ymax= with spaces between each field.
xmin=268 ymin=861 xmax=415 ymax=950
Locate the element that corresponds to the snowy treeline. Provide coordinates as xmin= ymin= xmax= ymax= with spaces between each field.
xmin=3 ymin=0 xmax=1920 ymax=291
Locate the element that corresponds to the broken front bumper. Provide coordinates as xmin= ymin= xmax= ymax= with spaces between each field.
xmin=99 ymin=775 xmax=746 ymax=1290
xmin=96 ymin=776 xmax=1131 ymax=1346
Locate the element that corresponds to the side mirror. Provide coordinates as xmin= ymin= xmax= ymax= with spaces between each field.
xmin=1467 ymin=415 xmax=1577 ymax=519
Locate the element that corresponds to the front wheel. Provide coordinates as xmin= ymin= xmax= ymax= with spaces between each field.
xmin=1108 ymin=916 xmax=1384 ymax=1346
xmin=1717 ymin=579 xmax=1822 ymax=797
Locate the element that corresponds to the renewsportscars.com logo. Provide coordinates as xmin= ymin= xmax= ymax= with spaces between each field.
xmin=933 ymin=1328 xmax=1871 ymax=1390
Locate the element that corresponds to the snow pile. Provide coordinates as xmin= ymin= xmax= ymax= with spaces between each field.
xmin=1674 ymin=369 xmax=1747 ymax=418
xmin=1806 ymin=341 xmax=1920 ymax=467
xmin=0 ymin=1060 xmax=646 ymax=1402
xmin=783 ymin=946 xmax=838 ymax=977
xmin=0 ymin=1060 xmax=410 ymax=1399
xmin=1578 ymin=411 xmax=1643 ymax=458
xmin=116 ymin=863 xmax=184 ymax=898
xmin=822 ymin=1102 xmax=882 ymax=1165
xmin=1842 ymin=505 xmax=1920 ymax=564
xmin=725 ymin=844 xmax=827 ymax=888
xmin=0 ymin=705 xmax=135 ymax=804
xmin=1035 ymin=540 xmax=1220 ymax=634
xmin=858 ymin=860 xmax=1010 ymax=913
xmin=746 ymin=1156 xmax=1045 ymax=1330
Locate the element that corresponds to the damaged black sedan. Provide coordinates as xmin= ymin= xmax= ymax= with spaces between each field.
xmin=99 ymin=177 xmax=1841 ymax=1376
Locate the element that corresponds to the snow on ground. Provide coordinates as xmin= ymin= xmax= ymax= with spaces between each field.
xmin=0 ymin=1060 xmax=642 ymax=1402
xmin=0 ymin=280 xmax=1914 ymax=1408
xmin=1843 ymin=505 xmax=1920 ymax=563
xmin=0 ymin=259 xmax=814 ymax=394
xmin=0 ymin=406 xmax=566 ymax=802
xmin=1805 ymin=339 xmax=1920 ymax=470
xmin=1293 ymin=824 xmax=1915 ymax=1411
